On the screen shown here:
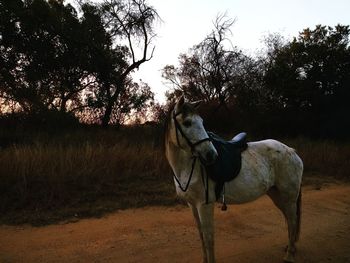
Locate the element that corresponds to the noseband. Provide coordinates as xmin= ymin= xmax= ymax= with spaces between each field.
xmin=172 ymin=110 xmax=211 ymax=153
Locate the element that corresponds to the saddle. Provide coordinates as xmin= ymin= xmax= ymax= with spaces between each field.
xmin=205 ymin=132 xmax=248 ymax=200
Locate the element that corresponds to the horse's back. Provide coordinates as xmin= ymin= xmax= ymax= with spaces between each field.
xmin=248 ymin=139 xmax=303 ymax=182
xmin=248 ymin=139 xmax=302 ymax=168
xmin=224 ymin=139 xmax=303 ymax=204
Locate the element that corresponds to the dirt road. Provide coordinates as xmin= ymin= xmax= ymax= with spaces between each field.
xmin=1 ymin=183 xmax=350 ymax=263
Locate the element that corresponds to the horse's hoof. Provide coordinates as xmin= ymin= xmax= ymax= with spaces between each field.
xmin=283 ymin=254 xmax=295 ymax=263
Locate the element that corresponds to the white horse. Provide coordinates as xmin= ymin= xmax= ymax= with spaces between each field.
xmin=164 ymin=96 xmax=303 ymax=263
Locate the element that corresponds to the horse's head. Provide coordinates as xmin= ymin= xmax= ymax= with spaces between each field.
xmin=167 ymin=96 xmax=218 ymax=165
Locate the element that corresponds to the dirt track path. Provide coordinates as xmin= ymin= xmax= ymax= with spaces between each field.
xmin=1 ymin=184 xmax=350 ymax=263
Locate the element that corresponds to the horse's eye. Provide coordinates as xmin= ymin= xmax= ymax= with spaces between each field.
xmin=183 ymin=120 xmax=192 ymax=127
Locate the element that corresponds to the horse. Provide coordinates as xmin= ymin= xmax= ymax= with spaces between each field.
xmin=164 ymin=96 xmax=303 ymax=263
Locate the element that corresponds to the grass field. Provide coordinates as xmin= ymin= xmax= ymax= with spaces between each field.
xmin=0 ymin=126 xmax=349 ymax=225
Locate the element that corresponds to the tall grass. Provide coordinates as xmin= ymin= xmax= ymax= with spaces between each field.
xmin=285 ymin=137 xmax=350 ymax=178
xmin=0 ymin=126 xmax=349 ymax=225
xmin=0 ymin=126 xmax=174 ymax=225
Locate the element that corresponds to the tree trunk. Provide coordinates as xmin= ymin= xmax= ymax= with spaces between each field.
xmin=60 ymin=97 xmax=67 ymax=112
xmin=101 ymin=83 xmax=123 ymax=127
xmin=102 ymin=101 xmax=113 ymax=127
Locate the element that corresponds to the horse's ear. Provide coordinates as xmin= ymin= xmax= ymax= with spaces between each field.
xmin=191 ymin=100 xmax=202 ymax=109
xmin=175 ymin=95 xmax=185 ymax=112
xmin=178 ymin=95 xmax=185 ymax=105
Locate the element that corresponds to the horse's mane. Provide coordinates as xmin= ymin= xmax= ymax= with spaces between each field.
xmin=163 ymin=102 xmax=175 ymax=151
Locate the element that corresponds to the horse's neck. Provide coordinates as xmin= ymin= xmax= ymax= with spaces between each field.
xmin=166 ymin=141 xmax=195 ymax=178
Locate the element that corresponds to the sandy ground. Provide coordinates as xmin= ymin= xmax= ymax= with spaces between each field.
xmin=1 ymin=183 xmax=350 ymax=263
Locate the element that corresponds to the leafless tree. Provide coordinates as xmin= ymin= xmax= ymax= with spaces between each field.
xmin=99 ymin=0 xmax=159 ymax=126
xmin=162 ymin=14 xmax=251 ymax=108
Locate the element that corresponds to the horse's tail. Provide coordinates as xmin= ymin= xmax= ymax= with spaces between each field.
xmin=295 ymin=187 xmax=302 ymax=242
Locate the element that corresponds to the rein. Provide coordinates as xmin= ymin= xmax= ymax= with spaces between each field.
xmin=172 ymin=156 xmax=197 ymax=192
xmin=171 ymin=110 xmax=211 ymax=203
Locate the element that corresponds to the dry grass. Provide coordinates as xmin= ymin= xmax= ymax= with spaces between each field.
xmin=284 ymin=137 xmax=350 ymax=179
xmin=0 ymin=127 xmax=349 ymax=225
xmin=0 ymin=126 xmax=175 ymax=225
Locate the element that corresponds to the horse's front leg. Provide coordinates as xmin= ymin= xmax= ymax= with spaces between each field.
xmin=197 ymin=203 xmax=215 ymax=263
xmin=189 ymin=204 xmax=207 ymax=263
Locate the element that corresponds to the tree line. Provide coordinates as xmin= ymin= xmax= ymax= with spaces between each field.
xmin=162 ymin=16 xmax=350 ymax=138
xmin=1 ymin=1 xmax=349 ymax=138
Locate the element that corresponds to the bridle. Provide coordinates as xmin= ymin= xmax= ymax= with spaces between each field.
xmin=170 ymin=108 xmax=227 ymax=208
xmin=172 ymin=110 xmax=211 ymax=154
xmin=172 ymin=110 xmax=211 ymax=201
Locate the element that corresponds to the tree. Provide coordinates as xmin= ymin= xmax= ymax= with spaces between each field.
xmin=86 ymin=77 xmax=154 ymax=125
xmin=111 ymin=80 xmax=154 ymax=125
xmin=0 ymin=0 xmax=158 ymax=126
xmin=162 ymin=15 xmax=259 ymax=110
xmin=265 ymin=25 xmax=350 ymax=112
xmin=96 ymin=0 xmax=159 ymax=126
xmin=263 ymin=25 xmax=350 ymax=136
xmin=0 ymin=0 xmax=100 ymax=114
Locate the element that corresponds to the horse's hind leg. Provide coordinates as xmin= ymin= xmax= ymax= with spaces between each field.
xmin=283 ymin=201 xmax=299 ymax=262
xmin=268 ymin=187 xmax=301 ymax=263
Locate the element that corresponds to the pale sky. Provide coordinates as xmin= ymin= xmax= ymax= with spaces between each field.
xmin=131 ymin=0 xmax=350 ymax=103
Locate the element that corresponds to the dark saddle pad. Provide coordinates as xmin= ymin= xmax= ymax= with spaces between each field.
xmin=205 ymin=132 xmax=248 ymax=199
